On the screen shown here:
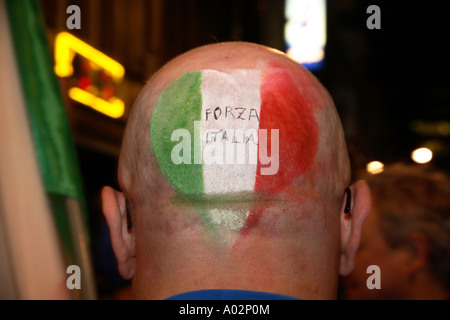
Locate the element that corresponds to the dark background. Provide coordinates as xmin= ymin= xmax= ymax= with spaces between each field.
xmin=40 ymin=0 xmax=450 ymax=298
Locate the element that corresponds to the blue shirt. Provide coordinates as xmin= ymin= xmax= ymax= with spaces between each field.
xmin=166 ymin=289 xmax=300 ymax=300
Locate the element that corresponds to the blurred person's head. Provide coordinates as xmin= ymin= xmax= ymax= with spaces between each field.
xmin=344 ymin=163 xmax=450 ymax=300
xmin=101 ymin=41 xmax=371 ymax=299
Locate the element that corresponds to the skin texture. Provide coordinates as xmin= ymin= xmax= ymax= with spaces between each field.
xmin=101 ymin=42 xmax=371 ymax=300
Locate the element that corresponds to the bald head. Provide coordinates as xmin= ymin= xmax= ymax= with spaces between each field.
xmin=120 ymin=42 xmax=349 ymax=206
xmin=103 ymin=42 xmax=369 ymax=299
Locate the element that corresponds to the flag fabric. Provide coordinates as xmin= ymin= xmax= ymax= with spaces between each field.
xmin=0 ymin=0 xmax=96 ymax=299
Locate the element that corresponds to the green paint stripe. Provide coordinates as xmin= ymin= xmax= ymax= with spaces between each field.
xmin=150 ymin=71 xmax=204 ymax=194
xmin=198 ymin=207 xmax=218 ymax=236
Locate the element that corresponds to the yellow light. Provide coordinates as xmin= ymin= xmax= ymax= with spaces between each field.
xmin=411 ymin=147 xmax=433 ymax=164
xmin=54 ymin=32 xmax=126 ymax=118
xmin=68 ymin=87 xmax=125 ymax=119
xmin=54 ymin=32 xmax=125 ymax=80
xmin=366 ymin=161 xmax=384 ymax=174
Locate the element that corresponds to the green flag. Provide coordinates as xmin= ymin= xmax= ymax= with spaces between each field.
xmin=3 ymin=0 xmax=96 ymax=299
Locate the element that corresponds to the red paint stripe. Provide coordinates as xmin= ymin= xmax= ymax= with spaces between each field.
xmin=254 ymin=66 xmax=319 ymax=194
xmin=239 ymin=65 xmax=319 ymax=236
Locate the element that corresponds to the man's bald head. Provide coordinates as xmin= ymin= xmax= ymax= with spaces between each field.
xmin=120 ymin=42 xmax=349 ymax=207
xmin=103 ymin=42 xmax=370 ymax=299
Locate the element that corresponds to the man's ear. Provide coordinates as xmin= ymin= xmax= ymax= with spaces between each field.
xmin=101 ymin=186 xmax=136 ymax=279
xmin=339 ymin=180 xmax=372 ymax=276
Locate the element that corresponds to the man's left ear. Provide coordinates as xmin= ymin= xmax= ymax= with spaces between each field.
xmin=101 ymin=186 xmax=136 ymax=279
xmin=339 ymin=180 xmax=372 ymax=276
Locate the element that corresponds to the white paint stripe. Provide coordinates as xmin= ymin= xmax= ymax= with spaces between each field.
xmin=201 ymin=69 xmax=261 ymax=194
xmin=209 ymin=209 xmax=249 ymax=231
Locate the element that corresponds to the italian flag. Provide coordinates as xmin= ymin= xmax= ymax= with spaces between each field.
xmin=151 ymin=67 xmax=318 ymax=196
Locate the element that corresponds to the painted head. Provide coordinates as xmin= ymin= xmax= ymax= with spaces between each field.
xmin=102 ymin=42 xmax=371 ymax=299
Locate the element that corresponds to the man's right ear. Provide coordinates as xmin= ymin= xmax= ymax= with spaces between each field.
xmin=101 ymin=186 xmax=136 ymax=280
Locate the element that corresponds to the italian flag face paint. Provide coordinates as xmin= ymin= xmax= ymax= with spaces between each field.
xmin=150 ymin=67 xmax=318 ymax=197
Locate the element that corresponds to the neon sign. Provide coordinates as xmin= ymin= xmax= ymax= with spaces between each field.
xmin=54 ymin=32 xmax=125 ymax=119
